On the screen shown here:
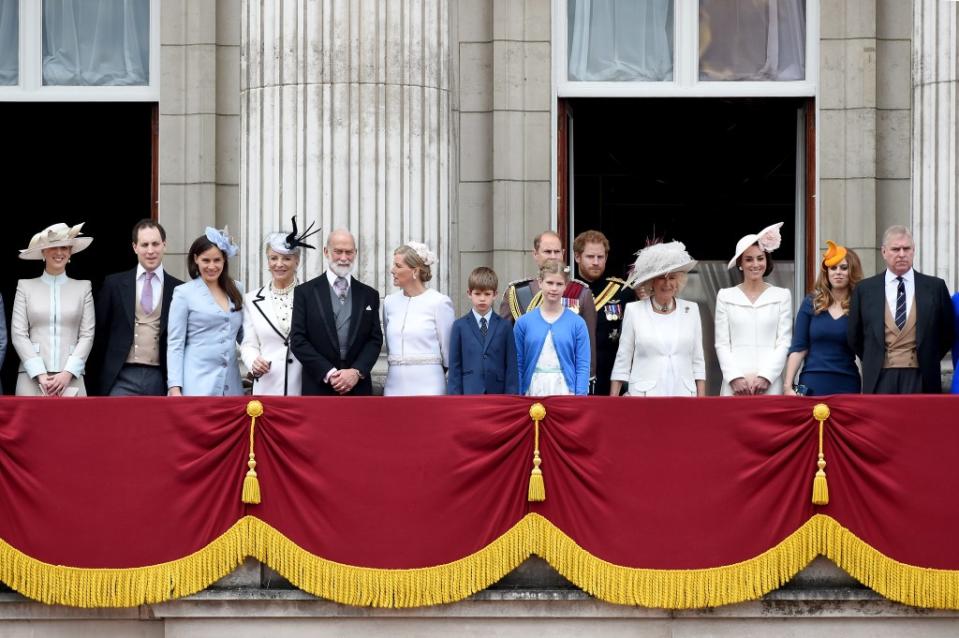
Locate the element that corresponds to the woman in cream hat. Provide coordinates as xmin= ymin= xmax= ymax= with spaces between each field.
xmin=609 ymin=241 xmax=706 ymax=397
xmin=11 ymin=222 xmax=95 ymax=396
xmin=784 ymin=241 xmax=863 ymax=396
xmin=714 ymin=222 xmax=793 ymax=396
xmin=240 ymin=218 xmax=318 ymax=396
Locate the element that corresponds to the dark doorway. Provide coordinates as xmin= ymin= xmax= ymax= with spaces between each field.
xmin=568 ymin=97 xmax=801 ymax=279
xmin=0 ymin=102 xmax=154 ymax=394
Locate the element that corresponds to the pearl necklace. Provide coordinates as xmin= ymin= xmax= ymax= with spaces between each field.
xmin=650 ymin=297 xmax=675 ymax=313
xmin=270 ymin=279 xmax=296 ymax=295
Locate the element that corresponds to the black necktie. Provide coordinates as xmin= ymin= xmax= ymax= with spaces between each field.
xmin=480 ymin=316 xmax=488 ymax=336
xmin=895 ymin=276 xmax=906 ymax=331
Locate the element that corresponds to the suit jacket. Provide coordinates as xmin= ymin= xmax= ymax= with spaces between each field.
xmin=11 ymin=274 xmax=95 ymax=395
xmin=849 ymin=270 xmax=954 ymax=393
xmin=610 ymin=299 xmax=705 ymax=396
xmin=93 ymin=266 xmax=183 ymax=395
xmin=166 ymin=278 xmax=244 ymax=396
xmin=447 ymin=311 xmax=518 ymax=395
xmin=290 ymin=273 xmax=383 ymax=396
xmin=240 ymin=285 xmax=303 ymax=396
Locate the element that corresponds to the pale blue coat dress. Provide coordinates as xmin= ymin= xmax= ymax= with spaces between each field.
xmin=166 ymin=278 xmax=244 ymax=396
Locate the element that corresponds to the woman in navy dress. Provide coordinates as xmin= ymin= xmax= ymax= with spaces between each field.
xmin=784 ymin=241 xmax=863 ymax=396
xmin=167 ymin=228 xmax=245 ymax=396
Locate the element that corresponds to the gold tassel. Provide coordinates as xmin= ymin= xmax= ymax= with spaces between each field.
xmin=811 ymin=403 xmax=830 ymax=506
xmin=528 ymin=403 xmax=546 ymax=502
xmin=242 ymin=400 xmax=264 ymax=505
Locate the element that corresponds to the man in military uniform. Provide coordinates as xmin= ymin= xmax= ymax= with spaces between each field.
xmin=499 ymin=230 xmax=597 ymax=378
xmin=573 ymin=230 xmax=636 ymax=396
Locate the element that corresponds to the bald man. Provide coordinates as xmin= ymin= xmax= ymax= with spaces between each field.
xmin=499 ymin=230 xmax=597 ymax=379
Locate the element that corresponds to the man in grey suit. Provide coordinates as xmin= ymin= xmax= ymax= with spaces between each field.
xmin=92 ymin=219 xmax=184 ymax=395
xmin=848 ymin=225 xmax=954 ymax=394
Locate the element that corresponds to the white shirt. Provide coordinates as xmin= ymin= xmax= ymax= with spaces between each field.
xmin=471 ymin=309 xmax=493 ymax=331
xmin=885 ymin=268 xmax=914 ymax=320
xmin=136 ymin=264 xmax=165 ymax=308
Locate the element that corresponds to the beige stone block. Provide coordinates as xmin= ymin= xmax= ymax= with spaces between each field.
xmin=458 ymin=183 xmax=494 ymax=251
xmin=843 ymin=39 xmax=877 ymax=109
xmin=818 ymin=40 xmax=845 ymax=110
xmin=158 ymin=183 xmax=216 ymax=255
xmin=160 ymin=45 xmax=186 ymax=115
xmin=159 ymin=114 xmax=186 ymax=183
xmin=459 ymin=112 xmax=493 ymax=181
xmin=216 ymin=0 xmax=241 ymax=46
xmin=843 ymin=108 xmax=877 ymax=179
xmin=493 ymin=0 xmax=551 ymax=41
xmin=876 ymin=39 xmax=911 ymax=110
xmin=160 ymin=0 xmax=186 ymax=45
xmin=211 ymin=558 xmax=260 ymax=588
xmin=186 ymin=0 xmax=217 ymax=44
xmin=878 ymin=0 xmax=913 ymax=40
xmin=877 ymin=110 xmax=910 ymax=179
xmin=216 ymin=46 xmax=241 ymax=115
xmin=818 ymin=179 xmax=845 ymax=241
xmin=821 ymin=0 xmax=877 ymax=40
xmin=818 ymin=109 xmax=845 ymax=179
xmin=216 ymin=115 xmax=240 ymax=184
xmin=216 ymin=184 xmax=241 ymax=239
xmin=492 ymin=41 xmax=550 ymax=111
xmin=842 ymin=178 xmax=878 ymax=247
xmin=877 ymin=178 xmax=912 ymax=232
xmin=524 ymin=181 xmax=551 ymax=230
xmin=185 ymin=45 xmax=217 ymax=114
xmin=0 ymin=622 xmax=162 ymax=638
xmin=458 ymin=0 xmax=492 ymax=42
xmin=523 ymin=0 xmax=551 ymax=41
xmin=459 ymin=43 xmax=493 ymax=112
xmin=492 ymin=181 xmax=547 ymax=253
xmin=492 ymin=111 xmax=550 ymax=182
xmin=494 ymin=249 xmax=535 ymax=288
xmin=184 ymin=113 xmax=218 ymax=182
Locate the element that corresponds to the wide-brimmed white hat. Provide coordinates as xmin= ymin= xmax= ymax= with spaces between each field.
xmin=19 ymin=222 xmax=93 ymax=260
xmin=625 ymin=241 xmax=697 ymax=289
xmin=727 ymin=222 xmax=783 ymax=270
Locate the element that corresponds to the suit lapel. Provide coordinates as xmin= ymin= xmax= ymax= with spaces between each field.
xmin=313 ymin=276 xmax=340 ymax=349
xmin=914 ymin=273 xmax=929 ymax=346
xmin=120 ymin=269 xmax=137 ymax=327
xmin=346 ymin=277 xmax=364 ymax=348
xmin=466 ymin=312 xmax=486 ymax=351
xmin=252 ymin=286 xmax=287 ymax=343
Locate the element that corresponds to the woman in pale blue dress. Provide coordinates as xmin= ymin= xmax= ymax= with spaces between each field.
xmin=167 ymin=228 xmax=244 ymax=396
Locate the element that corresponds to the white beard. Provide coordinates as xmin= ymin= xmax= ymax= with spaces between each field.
xmin=329 ymin=262 xmax=354 ymax=278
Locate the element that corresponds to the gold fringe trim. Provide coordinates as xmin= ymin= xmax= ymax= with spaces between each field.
xmin=3 ymin=514 xmax=959 ymax=609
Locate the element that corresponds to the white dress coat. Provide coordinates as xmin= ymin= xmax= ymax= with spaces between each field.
xmin=383 ymin=288 xmax=455 ymax=396
xmin=240 ymin=285 xmax=303 ymax=396
xmin=714 ymin=285 xmax=793 ymax=396
xmin=610 ymin=298 xmax=705 ymax=397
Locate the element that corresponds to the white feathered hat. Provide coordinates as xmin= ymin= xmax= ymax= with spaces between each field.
xmin=727 ymin=222 xmax=783 ymax=270
xmin=625 ymin=241 xmax=697 ymax=289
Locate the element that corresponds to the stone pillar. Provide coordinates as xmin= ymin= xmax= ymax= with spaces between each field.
xmin=913 ymin=0 xmax=958 ymax=287
xmin=240 ymin=0 xmax=451 ymax=294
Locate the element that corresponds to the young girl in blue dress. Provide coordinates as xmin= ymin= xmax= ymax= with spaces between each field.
xmin=514 ymin=259 xmax=591 ymax=396
xmin=784 ymin=241 xmax=863 ymax=396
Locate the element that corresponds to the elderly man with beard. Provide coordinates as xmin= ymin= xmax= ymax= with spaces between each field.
xmin=290 ymin=228 xmax=383 ymax=395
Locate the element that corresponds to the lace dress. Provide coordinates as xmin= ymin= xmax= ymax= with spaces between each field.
xmin=527 ymin=331 xmax=571 ymax=396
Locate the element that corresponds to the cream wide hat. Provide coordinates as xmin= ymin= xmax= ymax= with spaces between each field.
xmin=624 ymin=241 xmax=697 ymax=289
xmin=19 ymin=222 xmax=94 ymax=261
xmin=726 ymin=222 xmax=783 ymax=270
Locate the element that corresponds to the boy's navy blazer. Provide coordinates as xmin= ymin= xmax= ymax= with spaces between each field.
xmin=447 ymin=311 xmax=518 ymax=395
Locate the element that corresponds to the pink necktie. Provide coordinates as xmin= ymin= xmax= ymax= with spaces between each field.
xmin=142 ymin=271 xmax=155 ymax=314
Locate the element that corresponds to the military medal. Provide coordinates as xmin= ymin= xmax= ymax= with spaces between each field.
xmin=605 ymin=302 xmax=621 ymax=321
xmin=608 ymin=328 xmax=620 ymax=341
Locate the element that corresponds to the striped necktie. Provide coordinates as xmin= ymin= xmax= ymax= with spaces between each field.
xmin=895 ymin=276 xmax=906 ymax=331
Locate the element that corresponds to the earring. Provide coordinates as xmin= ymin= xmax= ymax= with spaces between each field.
xmin=738 ymin=267 xmax=743 ymax=271
xmin=413 ymin=272 xmax=418 ymax=280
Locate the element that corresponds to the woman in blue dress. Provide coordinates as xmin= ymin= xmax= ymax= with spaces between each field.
xmin=167 ymin=227 xmax=245 ymax=396
xmin=514 ymin=259 xmax=591 ymax=396
xmin=784 ymin=241 xmax=863 ymax=396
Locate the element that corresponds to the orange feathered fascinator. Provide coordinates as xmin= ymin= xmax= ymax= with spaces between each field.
xmin=822 ymin=240 xmax=847 ymax=268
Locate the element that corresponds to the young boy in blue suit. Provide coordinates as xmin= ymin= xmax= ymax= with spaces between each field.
xmin=447 ymin=267 xmax=519 ymax=394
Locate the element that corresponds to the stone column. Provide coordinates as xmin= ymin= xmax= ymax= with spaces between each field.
xmin=913 ymin=0 xmax=958 ymax=287
xmin=240 ymin=0 xmax=451 ymax=293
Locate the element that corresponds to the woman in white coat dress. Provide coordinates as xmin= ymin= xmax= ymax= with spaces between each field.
xmin=715 ymin=222 xmax=793 ymax=396
xmin=241 ymin=222 xmax=317 ymax=395
xmin=12 ymin=222 xmax=95 ymax=397
xmin=610 ymin=241 xmax=705 ymax=397
xmin=383 ymin=242 xmax=455 ymax=396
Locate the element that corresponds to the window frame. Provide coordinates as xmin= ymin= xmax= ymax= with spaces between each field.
xmin=0 ymin=0 xmax=159 ymax=101
xmin=555 ymin=0 xmax=819 ymax=98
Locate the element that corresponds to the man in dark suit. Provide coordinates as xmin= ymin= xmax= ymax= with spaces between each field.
xmin=447 ymin=267 xmax=518 ymax=394
xmin=849 ymin=225 xmax=954 ymax=394
xmin=93 ymin=219 xmax=184 ymax=395
xmin=290 ymin=228 xmax=383 ymax=395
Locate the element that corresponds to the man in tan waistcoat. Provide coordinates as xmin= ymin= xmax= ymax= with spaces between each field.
xmin=92 ymin=219 xmax=184 ymax=395
xmin=848 ymin=225 xmax=954 ymax=393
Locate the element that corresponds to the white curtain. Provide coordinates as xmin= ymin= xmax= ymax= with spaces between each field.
xmin=43 ymin=0 xmax=149 ymax=86
xmin=699 ymin=0 xmax=805 ymax=81
xmin=0 ymin=0 xmax=17 ymax=85
xmin=568 ymin=0 xmax=673 ymax=82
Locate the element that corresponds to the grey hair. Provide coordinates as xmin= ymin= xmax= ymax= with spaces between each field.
xmin=639 ymin=272 xmax=688 ymax=295
xmin=326 ymin=228 xmax=357 ymax=250
xmin=881 ymin=225 xmax=913 ymax=248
